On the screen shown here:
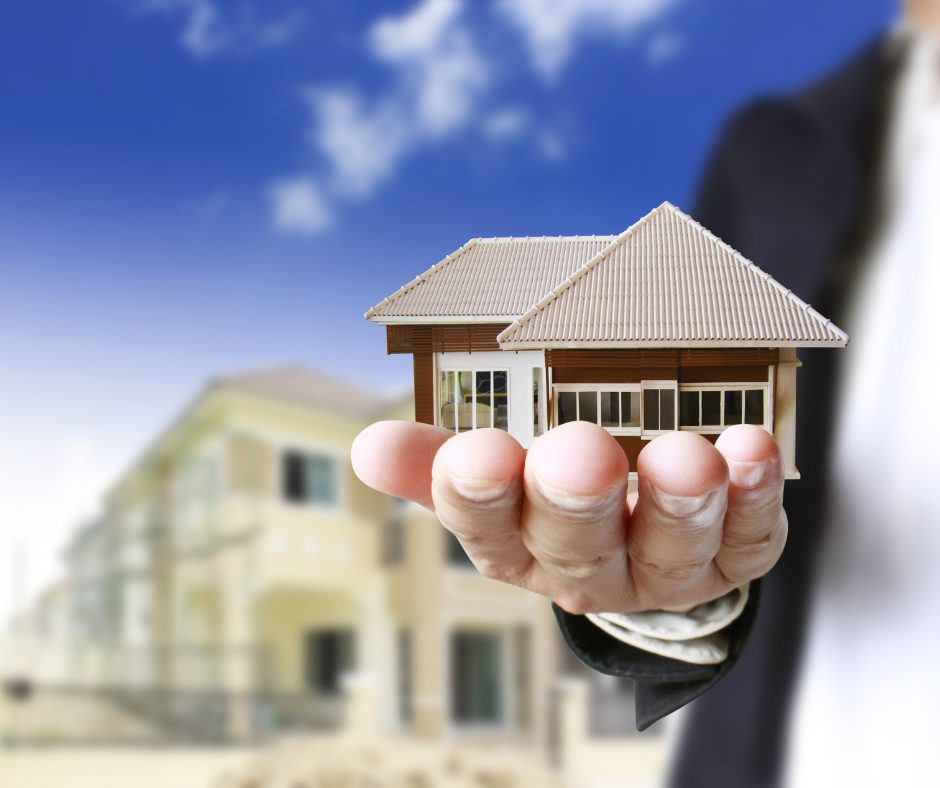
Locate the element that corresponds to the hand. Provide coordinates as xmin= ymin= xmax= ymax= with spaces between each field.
xmin=351 ymin=421 xmax=786 ymax=615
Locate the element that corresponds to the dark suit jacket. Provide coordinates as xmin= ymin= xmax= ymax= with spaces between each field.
xmin=555 ymin=34 xmax=899 ymax=787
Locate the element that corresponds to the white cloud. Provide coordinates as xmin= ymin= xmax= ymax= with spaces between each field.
xmin=482 ymin=109 xmax=529 ymax=141
xmin=305 ymin=88 xmax=413 ymax=201
xmin=271 ymin=0 xmax=489 ymax=234
xmin=497 ymin=0 xmax=680 ymax=80
xmin=131 ymin=0 xmax=304 ymax=59
xmin=368 ymin=0 xmax=489 ymax=136
xmin=268 ymin=177 xmax=335 ymax=235
xmin=647 ymin=31 xmax=684 ymax=65
xmin=268 ymin=0 xmax=685 ymax=235
xmin=538 ymin=130 xmax=565 ymax=160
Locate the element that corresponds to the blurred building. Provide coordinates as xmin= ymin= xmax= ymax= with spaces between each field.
xmin=32 ymin=369 xmax=564 ymax=742
xmin=1 ymin=368 xmax=661 ymax=784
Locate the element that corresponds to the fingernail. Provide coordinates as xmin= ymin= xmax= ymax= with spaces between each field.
xmin=647 ymin=483 xmax=714 ymax=517
xmin=533 ymin=473 xmax=619 ymax=511
xmin=449 ymin=474 xmax=512 ymax=501
xmin=726 ymin=458 xmax=771 ymax=489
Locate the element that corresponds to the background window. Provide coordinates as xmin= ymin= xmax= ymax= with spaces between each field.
xmin=445 ymin=530 xmax=474 ymax=568
xmin=451 ymin=631 xmax=503 ymax=724
xmin=283 ymin=450 xmax=336 ymax=505
xmin=382 ymin=509 xmax=405 ymax=567
xmin=305 ymin=629 xmax=356 ymax=695
xmin=398 ymin=628 xmax=413 ymax=726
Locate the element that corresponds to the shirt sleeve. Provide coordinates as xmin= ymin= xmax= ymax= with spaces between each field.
xmin=552 ymin=577 xmax=764 ymax=731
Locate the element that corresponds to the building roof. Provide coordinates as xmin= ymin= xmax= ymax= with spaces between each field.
xmin=365 ymin=236 xmax=617 ymax=323
xmin=367 ymin=203 xmax=848 ymax=348
xmin=214 ymin=367 xmax=390 ymax=420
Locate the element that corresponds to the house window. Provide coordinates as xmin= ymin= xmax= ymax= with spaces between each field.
xmin=283 ymin=450 xmax=336 ymax=506
xmin=451 ymin=631 xmax=503 ymax=725
xmin=554 ymin=385 xmax=641 ymax=435
xmin=304 ymin=629 xmax=356 ymax=695
xmin=679 ymin=386 xmax=768 ymax=431
xmin=532 ymin=367 xmax=544 ymax=437
xmin=641 ymin=382 xmax=677 ymax=437
xmin=438 ymin=370 xmax=509 ymax=433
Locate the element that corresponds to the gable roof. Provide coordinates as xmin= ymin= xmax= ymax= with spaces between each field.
xmin=366 ymin=203 xmax=848 ymax=348
xmin=215 ymin=367 xmax=390 ymax=419
xmin=365 ymin=236 xmax=617 ymax=323
xmin=499 ymin=203 xmax=848 ymax=348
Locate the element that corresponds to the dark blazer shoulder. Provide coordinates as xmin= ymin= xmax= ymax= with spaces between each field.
xmin=694 ymin=35 xmax=895 ymax=301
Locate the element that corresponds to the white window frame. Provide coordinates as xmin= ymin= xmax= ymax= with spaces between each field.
xmin=529 ymin=365 xmax=547 ymax=440
xmin=435 ymin=367 xmax=510 ymax=433
xmin=640 ymin=380 xmax=679 ymax=439
xmin=678 ymin=383 xmax=771 ymax=433
xmin=551 ymin=383 xmax=642 ymax=436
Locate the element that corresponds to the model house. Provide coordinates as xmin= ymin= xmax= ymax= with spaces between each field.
xmin=365 ymin=202 xmax=848 ymax=480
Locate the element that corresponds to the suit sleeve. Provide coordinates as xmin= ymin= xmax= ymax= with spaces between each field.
xmin=553 ymin=578 xmax=764 ymax=730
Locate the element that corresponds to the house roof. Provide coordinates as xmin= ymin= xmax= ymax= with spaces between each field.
xmin=215 ymin=367 xmax=390 ymax=419
xmin=364 ymin=236 xmax=617 ymax=323
xmin=367 ymin=202 xmax=848 ymax=348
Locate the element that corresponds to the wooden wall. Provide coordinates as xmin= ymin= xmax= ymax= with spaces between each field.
xmin=550 ymin=349 xmax=778 ymax=469
xmin=403 ymin=337 xmax=779 ymax=433
xmin=387 ymin=324 xmax=509 ymax=355
xmin=547 ymin=348 xmax=778 ymax=384
xmin=413 ymin=353 xmax=435 ymax=425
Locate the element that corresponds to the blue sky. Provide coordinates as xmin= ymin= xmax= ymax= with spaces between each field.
xmin=0 ymin=0 xmax=894 ymax=618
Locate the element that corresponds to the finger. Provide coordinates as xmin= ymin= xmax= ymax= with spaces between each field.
xmin=713 ymin=425 xmax=787 ymax=585
xmin=520 ymin=422 xmax=631 ymax=614
xmin=351 ymin=421 xmax=453 ymax=509
xmin=628 ymin=432 xmax=729 ymax=609
xmin=431 ymin=428 xmax=532 ymax=583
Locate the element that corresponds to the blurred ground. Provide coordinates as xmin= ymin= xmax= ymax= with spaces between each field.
xmin=0 ymin=748 xmax=257 ymax=788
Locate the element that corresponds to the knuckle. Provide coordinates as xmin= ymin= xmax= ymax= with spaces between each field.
xmin=629 ymin=552 xmax=709 ymax=582
xmin=539 ymin=552 xmax=613 ymax=581
xmin=723 ymin=508 xmax=788 ymax=553
xmin=475 ymin=560 xmax=513 ymax=583
xmin=716 ymin=558 xmax=771 ymax=586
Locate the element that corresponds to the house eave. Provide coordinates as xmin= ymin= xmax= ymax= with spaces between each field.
xmin=368 ymin=315 xmax=520 ymax=325
xmin=496 ymin=339 xmax=848 ymax=350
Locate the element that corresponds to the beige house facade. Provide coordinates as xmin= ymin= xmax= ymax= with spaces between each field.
xmin=57 ymin=368 xmax=566 ymax=746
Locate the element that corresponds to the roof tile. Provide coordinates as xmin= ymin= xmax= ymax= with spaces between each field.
xmin=366 ymin=203 xmax=848 ymax=347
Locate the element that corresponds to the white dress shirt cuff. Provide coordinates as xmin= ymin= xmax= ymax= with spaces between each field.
xmin=585 ymin=584 xmax=750 ymax=665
